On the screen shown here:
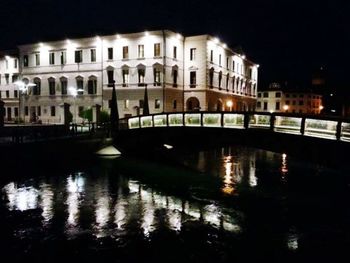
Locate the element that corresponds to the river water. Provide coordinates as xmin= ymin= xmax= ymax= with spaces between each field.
xmin=0 ymin=146 xmax=348 ymax=262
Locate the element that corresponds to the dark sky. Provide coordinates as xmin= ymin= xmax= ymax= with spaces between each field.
xmin=1 ymin=0 xmax=349 ymax=89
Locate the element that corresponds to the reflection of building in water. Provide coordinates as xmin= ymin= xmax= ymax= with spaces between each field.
xmin=2 ymin=175 xmax=241 ymax=239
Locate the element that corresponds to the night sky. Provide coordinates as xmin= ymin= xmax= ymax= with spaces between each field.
xmin=1 ymin=0 xmax=349 ymax=90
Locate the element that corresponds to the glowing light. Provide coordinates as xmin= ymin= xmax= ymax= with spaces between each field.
xmin=223 ymin=43 xmax=227 ymax=49
xmin=241 ymin=55 xmax=246 ymax=59
xmin=330 ymin=93 xmax=333 ymax=96
xmin=226 ymin=100 xmax=233 ymax=108
xmin=222 ymin=157 xmax=234 ymax=195
xmin=270 ymin=110 xmax=274 ymax=113
xmin=319 ymin=105 xmax=324 ymax=110
xmin=66 ymin=39 xmax=71 ymax=45
xmin=116 ymin=34 xmax=120 ymax=39
xmin=213 ymin=38 xmax=219 ymax=44
xmin=39 ymin=42 xmax=43 ymax=47
xmin=281 ymin=153 xmax=288 ymax=182
xmin=176 ymin=33 xmax=182 ymax=39
xmin=164 ymin=144 xmax=173 ymax=149
xmin=256 ymin=64 xmax=260 ymax=68
xmin=96 ymin=35 xmax=101 ymax=41
xmin=144 ymin=31 xmax=149 ymax=36
xmin=283 ymin=105 xmax=289 ymax=111
xmin=5 ymin=55 xmax=10 ymax=60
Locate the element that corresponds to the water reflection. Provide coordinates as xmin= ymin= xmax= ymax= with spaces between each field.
xmin=281 ymin=153 xmax=288 ymax=183
xmin=66 ymin=174 xmax=85 ymax=228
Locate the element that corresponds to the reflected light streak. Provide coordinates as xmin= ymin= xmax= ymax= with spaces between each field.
xmin=222 ymin=157 xmax=235 ymax=195
xmin=3 ymin=183 xmax=39 ymax=211
xmin=40 ymin=183 xmax=54 ymax=223
xmin=66 ymin=175 xmax=85 ymax=226
xmin=281 ymin=153 xmax=288 ymax=182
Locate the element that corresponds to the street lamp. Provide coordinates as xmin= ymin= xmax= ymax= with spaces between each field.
xmin=283 ymin=105 xmax=289 ymax=112
xmin=68 ymin=87 xmax=84 ymax=123
xmin=14 ymin=80 xmax=36 ymax=123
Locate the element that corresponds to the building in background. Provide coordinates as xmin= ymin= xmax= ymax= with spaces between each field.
xmin=0 ymin=51 xmax=20 ymax=122
xmin=256 ymin=82 xmax=323 ymax=114
xmin=1 ymin=30 xmax=258 ymax=124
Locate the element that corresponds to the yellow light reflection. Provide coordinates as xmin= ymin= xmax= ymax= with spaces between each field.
xmin=222 ymin=157 xmax=235 ymax=195
xmin=281 ymin=153 xmax=288 ymax=182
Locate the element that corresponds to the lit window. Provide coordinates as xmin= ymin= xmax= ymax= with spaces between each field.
xmin=154 ymin=43 xmax=161 ymax=57
xmin=155 ymin=99 xmax=160 ymax=109
xmin=124 ymin=99 xmax=129 ymax=109
xmin=122 ymin=69 xmax=129 ymax=87
xmin=154 ymin=68 xmax=161 ymax=86
xmin=138 ymin=68 xmax=145 ymax=85
xmin=123 ymin=46 xmax=129 ymax=59
xmin=190 ymin=48 xmax=196 ymax=61
xmin=138 ymin=45 xmax=144 ymax=58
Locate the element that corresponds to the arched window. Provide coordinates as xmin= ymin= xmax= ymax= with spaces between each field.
xmin=60 ymin=76 xmax=68 ymax=95
xmin=33 ymin=77 xmax=41 ymax=95
xmin=121 ymin=65 xmax=129 ymax=87
xmin=88 ymin=75 xmax=97 ymax=95
xmin=76 ymin=76 xmax=84 ymax=95
xmin=226 ymin=73 xmax=230 ymax=91
xmin=172 ymin=65 xmax=178 ymax=88
xmin=218 ymin=71 xmax=222 ymax=90
xmin=209 ymin=68 xmax=214 ymax=88
xmin=106 ymin=66 xmax=115 ymax=86
xmin=137 ymin=64 xmax=146 ymax=86
xmin=153 ymin=63 xmax=162 ymax=86
xmin=48 ymin=77 xmax=56 ymax=95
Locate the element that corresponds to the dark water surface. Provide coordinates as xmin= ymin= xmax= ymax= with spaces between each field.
xmin=0 ymin=146 xmax=349 ymax=262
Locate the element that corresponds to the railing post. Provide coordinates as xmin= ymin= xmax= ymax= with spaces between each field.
xmin=138 ymin=116 xmax=141 ymax=129
xmin=200 ymin=112 xmax=203 ymax=127
xmin=336 ymin=121 xmax=342 ymax=141
xmin=221 ymin=112 xmax=224 ymax=127
xmin=244 ymin=112 xmax=250 ymax=129
xmin=152 ymin=115 xmax=155 ymax=128
xmin=270 ymin=113 xmax=275 ymax=131
xmin=183 ymin=112 xmax=185 ymax=126
xmin=166 ymin=113 xmax=169 ymax=127
xmin=300 ymin=117 xmax=306 ymax=135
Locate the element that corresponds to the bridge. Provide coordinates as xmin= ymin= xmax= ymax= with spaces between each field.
xmin=117 ymin=111 xmax=350 ymax=168
xmin=120 ymin=111 xmax=350 ymax=141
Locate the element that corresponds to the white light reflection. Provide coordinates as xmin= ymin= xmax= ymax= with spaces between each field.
xmin=95 ymin=195 xmax=110 ymax=237
xmin=281 ymin=153 xmax=288 ymax=182
xmin=40 ymin=183 xmax=54 ymax=223
xmin=249 ymin=157 xmax=257 ymax=187
xmin=3 ymin=182 xmax=39 ymax=211
xmin=222 ymin=156 xmax=234 ymax=195
xmin=287 ymin=229 xmax=299 ymax=250
xmin=66 ymin=175 xmax=85 ymax=226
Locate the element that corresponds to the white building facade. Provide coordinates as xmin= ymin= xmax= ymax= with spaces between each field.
xmin=256 ymin=83 xmax=323 ymax=114
xmin=1 ymin=30 xmax=258 ymax=124
xmin=0 ymin=52 xmax=20 ymax=122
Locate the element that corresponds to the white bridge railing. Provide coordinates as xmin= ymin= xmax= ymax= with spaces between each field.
xmin=121 ymin=112 xmax=350 ymax=142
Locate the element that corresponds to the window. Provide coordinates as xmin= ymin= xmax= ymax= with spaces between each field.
xmin=61 ymin=78 xmax=67 ymax=95
xmin=138 ymin=68 xmax=145 ymax=85
xmin=14 ymin=90 xmax=18 ymax=98
xmin=299 ymin=100 xmax=304 ymax=106
xmin=218 ymin=71 xmax=222 ymax=89
xmin=33 ymin=78 xmax=41 ymax=95
xmin=210 ymin=50 xmax=213 ymax=62
xmin=276 ymin=92 xmax=281 ymax=98
xmin=292 ymin=100 xmax=296 ymax=105
xmin=107 ymin=70 xmax=114 ymax=85
xmin=5 ymin=60 xmax=8 ymax=69
xmin=173 ymin=100 xmax=177 ymax=109
xmin=14 ymin=107 xmax=18 ymax=117
xmin=61 ymin=51 xmax=66 ymax=65
xmin=14 ymin=59 xmax=18 ymax=68
xmin=37 ymin=106 xmax=41 ymax=116
xmin=173 ymin=69 xmax=178 ymax=87
xmin=154 ymin=43 xmax=161 ymax=57
xmin=276 ymin=102 xmax=280 ymax=110
xmin=138 ymin=45 xmax=144 ymax=58
xmin=123 ymin=46 xmax=129 ymax=59
xmin=232 ymin=61 xmax=235 ymax=72
xmin=257 ymin=101 xmax=261 ymax=108
xmin=124 ymin=99 xmax=129 ymax=109
xmin=226 ymin=57 xmax=229 ymax=69
xmin=190 ymin=71 xmax=196 ymax=88
xmin=35 ymin=53 xmax=40 ymax=66
xmin=50 ymin=106 xmax=56 ymax=117
xmin=154 ymin=68 xmax=161 ymax=86
xmin=258 ymin=93 xmax=261 ymax=98
xmin=12 ymin=74 xmax=18 ymax=83
xmin=75 ymin=50 xmax=82 ymax=63
xmin=6 ymin=90 xmax=9 ymax=98
xmin=209 ymin=68 xmax=214 ymax=88
xmin=263 ymin=92 xmax=268 ymax=98
xmin=226 ymin=73 xmax=229 ymax=90
xmin=88 ymin=78 xmax=97 ymax=94
xmin=5 ymin=74 xmax=9 ymax=84
xmin=139 ymin=100 xmax=144 ymax=108
xmin=122 ymin=69 xmax=129 ymax=87
xmin=25 ymin=106 xmax=28 ymax=116
xmin=23 ymin=55 xmax=29 ymax=67
xmin=190 ymin=48 xmax=196 ymax=60
xmin=76 ymin=78 xmax=84 ymax=95
xmin=49 ymin=52 xmax=55 ymax=65
xmin=49 ymin=78 xmax=56 ymax=95
xmin=155 ymin=99 xmax=160 ymax=109
xmin=173 ymin=46 xmax=177 ymax=59
xmin=286 ymin=100 xmax=290 ymax=105
xmin=108 ymin=47 xmax=113 ymax=60
xmin=219 ymin=54 xmax=222 ymax=66
xmin=263 ymin=102 xmax=268 ymax=110
xmin=299 ymin=94 xmax=304 ymax=98
xmin=286 ymin=93 xmax=290 ymax=98
xmin=292 ymin=94 xmax=297 ymax=98
xmin=91 ymin=49 xmax=96 ymax=62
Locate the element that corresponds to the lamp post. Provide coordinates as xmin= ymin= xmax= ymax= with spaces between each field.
xmin=14 ymin=80 xmax=36 ymax=123
xmin=68 ymin=87 xmax=84 ymax=124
